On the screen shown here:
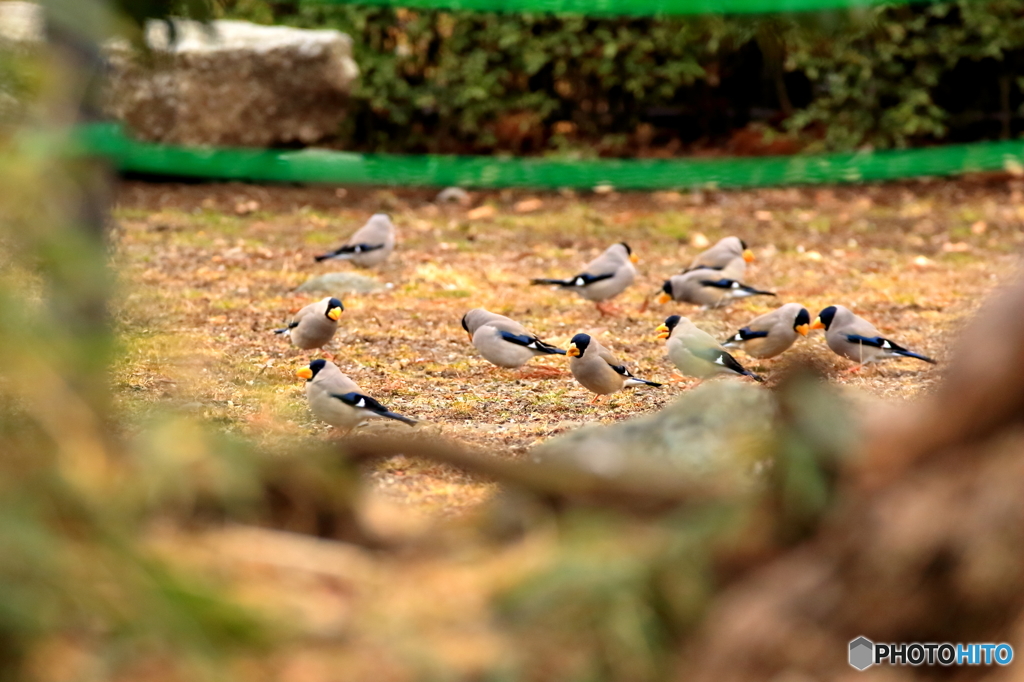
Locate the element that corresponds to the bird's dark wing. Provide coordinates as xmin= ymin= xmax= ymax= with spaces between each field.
xmin=315 ymin=243 xmax=385 ymax=261
xmin=845 ymin=335 xmax=936 ymax=363
xmin=726 ymin=327 xmax=770 ymax=343
xmin=498 ymin=331 xmax=566 ymax=355
xmin=691 ymin=346 xmax=764 ymax=381
xmin=331 ymin=392 xmax=417 ymax=425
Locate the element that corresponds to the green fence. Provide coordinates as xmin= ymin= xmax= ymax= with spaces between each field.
xmin=82 ymin=123 xmax=1024 ymax=190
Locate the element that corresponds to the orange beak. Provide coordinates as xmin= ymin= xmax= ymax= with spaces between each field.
xmin=655 ymin=323 xmax=670 ymax=340
xmin=566 ymin=343 xmax=580 ymax=357
xmin=656 ymin=292 xmax=672 ymax=305
xmin=327 ymin=307 xmax=343 ymax=321
xmin=795 ymin=324 xmax=810 ymax=337
xmin=296 ymin=367 xmax=313 ymax=380
xmin=630 ymin=253 xmax=639 ymax=264
xmin=810 ymin=317 xmax=825 ymax=330
xmin=742 ymin=249 xmax=755 ymax=263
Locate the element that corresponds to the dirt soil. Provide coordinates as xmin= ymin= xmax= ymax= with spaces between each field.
xmin=112 ymin=177 xmax=1024 ymax=520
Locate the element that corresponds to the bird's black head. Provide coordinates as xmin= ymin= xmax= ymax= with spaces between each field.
xmin=661 ymin=280 xmax=673 ymax=296
xmin=793 ymin=307 xmax=811 ymax=331
xmin=324 ymin=298 xmax=344 ymax=321
xmin=619 ymin=242 xmax=632 ymax=256
xmin=739 ymin=239 xmax=748 ymax=250
xmin=460 ymin=313 xmax=469 ymax=333
xmin=297 ymin=358 xmax=328 ymax=382
xmin=663 ymin=315 xmax=681 ymax=332
xmin=567 ymin=333 xmax=592 ymax=357
xmin=816 ymin=306 xmax=837 ymax=330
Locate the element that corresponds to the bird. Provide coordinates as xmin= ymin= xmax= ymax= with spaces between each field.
xmin=656 ymin=315 xmax=763 ymax=383
xmin=296 ymin=359 xmax=416 ymax=433
xmin=274 ymin=297 xmax=344 ymax=350
xmin=811 ymin=305 xmax=937 ymax=371
xmin=657 ymin=269 xmax=775 ymax=309
xmin=565 ymin=332 xmax=661 ymax=403
xmin=683 ymin=236 xmax=755 ymax=273
xmin=531 ymin=242 xmax=637 ymax=316
xmin=721 ymin=303 xmax=811 ymax=359
xmin=460 ymin=308 xmax=566 ymax=376
xmin=314 ymin=213 xmax=396 ymax=268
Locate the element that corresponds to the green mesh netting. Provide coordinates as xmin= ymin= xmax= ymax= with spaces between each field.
xmin=80 ymin=124 xmax=1024 ymax=190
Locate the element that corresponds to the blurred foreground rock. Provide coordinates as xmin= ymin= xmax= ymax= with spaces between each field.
xmin=532 ymin=382 xmax=774 ymax=477
xmin=105 ymin=19 xmax=358 ymax=146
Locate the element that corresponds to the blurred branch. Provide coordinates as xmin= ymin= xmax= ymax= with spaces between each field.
xmin=341 ymin=435 xmax=737 ymax=515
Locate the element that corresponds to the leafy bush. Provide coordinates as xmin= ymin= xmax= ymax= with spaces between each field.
xmin=220 ymin=1 xmax=1024 ymax=155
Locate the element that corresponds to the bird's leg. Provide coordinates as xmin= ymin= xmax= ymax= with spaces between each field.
xmin=666 ymin=371 xmax=694 ymax=385
xmin=595 ymin=301 xmax=622 ymax=317
xmin=588 ymin=394 xmax=601 ymax=405
xmin=517 ymin=365 xmax=564 ymax=379
xmin=844 ymin=364 xmax=864 ymax=374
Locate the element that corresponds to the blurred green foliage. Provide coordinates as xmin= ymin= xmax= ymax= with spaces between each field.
xmin=220 ymin=0 xmax=1024 ymax=154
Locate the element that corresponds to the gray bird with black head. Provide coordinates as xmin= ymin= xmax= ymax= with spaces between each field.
xmin=722 ymin=303 xmax=811 ymax=359
xmin=684 ymin=236 xmax=755 ymax=273
xmin=658 ymin=268 xmax=775 ymax=309
xmin=811 ymin=305 xmax=936 ymax=370
xmin=531 ymin=242 xmax=638 ymax=316
xmin=315 ymin=213 xmax=396 ymax=268
xmin=296 ymin=359 xmax=416 ymax=433
xmin=274 ymin=297 xmax=344 ymax=350
xmin=461 ymin=308 xmax=565 ymax=370
xmin=656 ymin=315 xmax=763 ymax=382
xmin=565 ymin=332 xmax=661 ymax=403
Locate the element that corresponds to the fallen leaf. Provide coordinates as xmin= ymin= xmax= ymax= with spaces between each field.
xmin=513 ymin=198 xmax=543 ymax=214
xmin=467 ymin=205 xmax=496 ymax=220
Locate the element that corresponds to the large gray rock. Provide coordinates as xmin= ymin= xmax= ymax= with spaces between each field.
xmin=104 ymin=19 xmax=358 ymax=147
xmin=531 ymin=382 xmax=775 ymax=478
xmin=0 ymin=2 xmax=42 ymax=44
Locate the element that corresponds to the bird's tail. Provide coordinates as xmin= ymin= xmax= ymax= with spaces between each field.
xmin=534 ymin=339 xmax=567 ymax=355
xmin=314 ymin=246 xmax=355 ymax=262
xmin=734 ymin=285 xmax=776 ymax=298
xmin=273 ymin=327 xmax=290 ymax=335
xmin=744 ymin=369 xmax=765 ymax=382
xmin=893 ymin=348 xmax=937 ymax=364
xmin=530 ymin=278 xmax=572 ymax=287
xmin=624 ymin=377 xmax=663 ymax=388
xmin=379 ymin=411 xmax=418 ymax=426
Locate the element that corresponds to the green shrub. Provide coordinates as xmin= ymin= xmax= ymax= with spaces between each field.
xmin=220 ymin=0 xmax=1024 ymax=155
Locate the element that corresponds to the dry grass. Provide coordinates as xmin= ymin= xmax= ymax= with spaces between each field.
xmin=112 ymin=178 xmax=1024 ymax=520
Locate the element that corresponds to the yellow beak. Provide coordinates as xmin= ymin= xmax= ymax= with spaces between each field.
xmin=466 ymin=331 xmax=473 ymax=342
xmin=795 ymin=324 xmax=810 ymax=337
xmin=630 ymin=253 xmax=639 ymax=264
xmin=566 ymin=343 xmax=580 ymax=357
xmin=327 ymin=307 xmax=343 ymax=321
xmin=655 ymin=323 xmax=670 ymax=340
xmin=743 ymin=249 xmax=755 ymax=263
xmin=296 ymin=367 xmax=313 ymax=380
xmin=656 ymin=292 xmax=672 ymax=305
xmin=810 ymin=317 xmax=825 ymax=330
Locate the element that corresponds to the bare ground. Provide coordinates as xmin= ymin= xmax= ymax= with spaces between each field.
xmin=112 ymin=178 xmax=1024 ymax=519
